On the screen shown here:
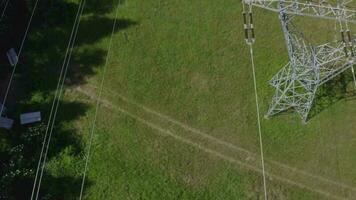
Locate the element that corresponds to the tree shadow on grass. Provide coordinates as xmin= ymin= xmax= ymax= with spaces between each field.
xmin=20 ymin=16 xmax=137 ymax=93
xmin=1 ymin=100 xmax=90 ymax=199
xmin=265 ymin=71 xmax=356 ymax=122
xmin=0 ymin=0 xmax=138 ymax=199
xmin=84 ymin=0 xmax=125 ymax=15
xmin=75 ymin=16 xmax=137 ymax=46
xmin=0 ymin=0 xmax=28 ymax=63
xmin=308 ymin=72 xmax=356 ymax=120
xmin=11 ymin=175 xmax=92 ymax=200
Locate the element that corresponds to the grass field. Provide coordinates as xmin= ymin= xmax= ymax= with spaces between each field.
xmin=4 ymin=0 xmax=356 ymax=199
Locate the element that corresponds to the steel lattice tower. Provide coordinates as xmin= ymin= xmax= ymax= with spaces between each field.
xmin=243 ymin=0 xmax=356 ymax=122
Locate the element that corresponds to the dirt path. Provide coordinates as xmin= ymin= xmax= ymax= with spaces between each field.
xmin=74 ymin=85 xmax=356 ymax=199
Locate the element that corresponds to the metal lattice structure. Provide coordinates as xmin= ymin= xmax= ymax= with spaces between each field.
xmin=243 ymin=0 xmax=356 ymax=122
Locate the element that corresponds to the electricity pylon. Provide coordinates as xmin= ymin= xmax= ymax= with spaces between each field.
xmin=243 ymin=0 xmax=356 ymax=122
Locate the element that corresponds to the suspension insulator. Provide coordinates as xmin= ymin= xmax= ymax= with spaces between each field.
xmin=242 ymin=5 xmax=255 ymax=45
xmin=251 ymin=27 xmax=255 ymax=42
xmin=341 ymin=30 xmax=346 ymax=43
xmin=249 ymin=12 xmax=255 ymax=43
xmin=350 ymin=46 xmax=355 ymax=57
xmin=340 ymin=30 xmax=349 ymax=57
xmin=344 ymin=46 xmax=349 ymax=57
xmin=347 ymin=30 xmax=352 ymax=42
xmin=243 ymin=12 xmax=249 ymax=41
xmin=249 ymin=11 xmax=254 ymax=25
xmin=346 ymin=30 xmax=355 ymax=57
xmin=243 ymin=12 xmax=247 ymax=25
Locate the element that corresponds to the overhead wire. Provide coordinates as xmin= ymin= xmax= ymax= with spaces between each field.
xmin=30 ymin=0 xmax=87 ymax=199
xmin=241 ymin=0 xmax=268 ymax=200
xmin=78 ymin=0 xmax=121 ymax=199
xmin=242 ymin=1 xmax=268 ymax=199
xmin=0 ymin=0 xmax=41 ymax=116
xmin=0 ymin=0 xmax=10 ymax=23
xmin=247 ymin=44 xmax=268 ymax=200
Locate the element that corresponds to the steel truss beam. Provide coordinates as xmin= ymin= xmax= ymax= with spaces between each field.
xmin=244 ymin=0 xmax=356 ymax=122
xmin=248 ymin=0 xmax=356 ymax=23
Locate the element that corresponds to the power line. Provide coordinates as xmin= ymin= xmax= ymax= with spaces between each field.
xmin=0 ymin=0 xmax=40 ymax=117
xmin=242 ymin=1 xmax=268 ymax=199
xmin=0 ymin=0 xmax=10 ymax=23
xmin=30 ymin=0 xmax=87 ymax=199
xmin=78 ymin=0 xmax=121 ymax=198
xmin=248 ymin=43 xmax=268 ymax=200
xmin=34 ymin=0 xmax=86 ymax=198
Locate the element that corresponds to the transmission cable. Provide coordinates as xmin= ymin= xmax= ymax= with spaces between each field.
xmin=242 ymin=1 xmax=268 ymax=199
xmin=0 ymin=0 xmax=40 ymax=116
xmin=30 ymin=0 xmax=87 ymax=199
xmin=0 ymin=0 xmax=10 ymax=23
xmin=78 ymin=1 xmax=121 ymax=199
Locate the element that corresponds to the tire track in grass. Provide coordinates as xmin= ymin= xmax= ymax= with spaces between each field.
xmin=83 ymin=84 xmax=356 ymax=197
xmin=74 ymin=86 xmax=355 ymax=199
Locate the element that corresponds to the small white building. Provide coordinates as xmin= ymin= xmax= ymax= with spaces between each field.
xmin=20 ymin=112 xmax=41 ymax=125
xmin=0 ymin=103 xmax=7 ymax=116
xmin=0 ymin=117 xmax=14 ymax=130
xmin=7 ymin=48 xmax=18 ymax=66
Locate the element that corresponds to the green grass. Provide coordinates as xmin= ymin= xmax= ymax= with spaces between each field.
xmin=14 ymin=0 xmax=356 ymax=199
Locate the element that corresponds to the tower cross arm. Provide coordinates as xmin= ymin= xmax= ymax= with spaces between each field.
xmin=245 ymin=0 xmax=356 ymax=23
